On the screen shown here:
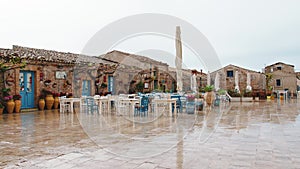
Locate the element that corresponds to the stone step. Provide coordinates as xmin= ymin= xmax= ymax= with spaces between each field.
xmin=21 ymin=108 xmax=39 ymax=112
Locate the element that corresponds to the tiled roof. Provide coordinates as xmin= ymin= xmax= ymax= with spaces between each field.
xmin=0 ymin=45 xmax=115 ymax=65
xmin=265 ymin=62 xmax=294 ymax=68
xmin=101 ymin=50 xmax=169 ymax=66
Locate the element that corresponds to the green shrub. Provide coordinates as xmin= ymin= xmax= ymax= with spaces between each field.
xmin=204 ymin=85 xmax=214 ymax=92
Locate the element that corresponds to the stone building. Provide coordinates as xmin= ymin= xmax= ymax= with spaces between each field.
xmin=169 ymin=68 xmax=207 ymax=92
xmin=210 ymin=64 xmax=265 ymax=94
xmin=102 ymin=50 xmax=182 ymax=94
xmin=1 ymin=45 xmax=208 ymax=110
xmin=265 ymin=62 xmax=297 ymax=94
xmin=101 ymin=50 xmax=208 ymax=94
xmin=0 ymin=45 xmax=117 ymax=109
xmin=296 ymin=72 xmax=300 ymax=91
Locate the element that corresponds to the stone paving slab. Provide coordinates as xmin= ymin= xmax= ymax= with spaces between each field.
xmin=0 ymin=100 xmax=300 ymax=168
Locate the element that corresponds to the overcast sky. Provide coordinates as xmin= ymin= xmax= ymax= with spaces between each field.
xmin=1 ymin=0 xmax=299 ymax=72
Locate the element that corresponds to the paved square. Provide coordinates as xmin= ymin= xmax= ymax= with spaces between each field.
xmin=1 ymin=100 xmax=300 ymax=169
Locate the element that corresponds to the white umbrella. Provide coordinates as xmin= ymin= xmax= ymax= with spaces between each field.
xmin=207 ymin=71 xmax=211 ymax=86
xmin=234 ymin=70 xmax=240 ymax=93
xmin=175 ymin=26 xmax=183 ymax=93
xmin=214 ymin=72 xmax=220 ymax=91
xmin=246 ymin=72 xmax=252 ymax=91
xmin=191 ymin=73 xmax=197 ymax=93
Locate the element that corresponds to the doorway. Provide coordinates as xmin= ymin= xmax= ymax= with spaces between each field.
xmin=20 ymin=71 xmax=35 ymax=108
xmin=82 ymin=80 xmax=91 ymax=96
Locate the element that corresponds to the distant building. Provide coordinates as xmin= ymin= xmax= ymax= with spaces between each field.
xmin=265 ymin=62 xmax=297 ymax=94
xmin=101 ymin=50 xmax=173 ymax=94
xmin=102 ymin=50 xmax=206 ymax=94
xmin=210 ymin=64 xmax=265 ymax=94
xmin=0 ymin=45 xmax=116 ymax=109
xmin=296 ymin=72 xmax=300 ymax=91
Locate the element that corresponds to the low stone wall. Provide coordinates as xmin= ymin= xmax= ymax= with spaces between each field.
xmin=230 ymin=97 xmax=253 ymax=102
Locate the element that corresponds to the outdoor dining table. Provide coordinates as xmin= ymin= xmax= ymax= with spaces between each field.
xmin=61 ymin=97 xmax=81 ymax=113
xmin=152 ymin=98 xmax=177 ymax=117
xmin=119 ymin=98 xmax=139 ymax=116
xmin=94 ymin=96 xmax=110 ymax=115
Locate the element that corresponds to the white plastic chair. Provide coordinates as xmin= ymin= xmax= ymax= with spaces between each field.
xmin=59 ymin=97 xmax=71 ymax=113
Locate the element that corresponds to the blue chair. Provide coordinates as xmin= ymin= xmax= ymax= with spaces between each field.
xmin=180 ymin=96 xmax=187 ymax=111
xmin=85 ymin=97 xmax=99 ymax=114
xmin=195 ymin=100 xmax=203 ymax=111
xmin=186 ymin=101 xmax=195 ymax=114
xmin=171 ymin=95 xmax=181 ymax=113
xmin=214 ymin=95 xmax=220 ymax=106
xmin=134 ymin=96 xmax=149 ymax=116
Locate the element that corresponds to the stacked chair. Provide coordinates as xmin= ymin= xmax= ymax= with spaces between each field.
xmin=134 ymin=96 xmax=149 ymax=116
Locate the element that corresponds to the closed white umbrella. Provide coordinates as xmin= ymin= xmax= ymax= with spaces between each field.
xmin=234 ymin=71 xmax=240 ymax=93
xmin=246 ymin=72 xmax=252 ymax=91
xmin=214 ymin=72 xmax=220 ymax=91
xmin=207 ymin=71 xmax=211 ymax=86
xmin=175 ymin=26 xmax=183 ymax=93
xmin=191 ymin=73 xmax=197 ymax=93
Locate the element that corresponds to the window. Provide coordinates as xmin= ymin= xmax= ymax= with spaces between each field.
xmin=144 ymin=82 xmax=149 ymax=89
xmin=153 ymin=71 xmax=157 ymax=77
xmin=108 ymin=76 xmax=114 ymax=93
xmin=154 ymin=80 xmax=158 ymax=89
xmin=277 ymin=66 xmax=282 ymax=70
xmin=227 ymin=70 xmax=233 ymax=77
xmin=56 ymin=71 xmax=66 ymax=79
xmin=276 ymin=79 xmax=281 ymax=86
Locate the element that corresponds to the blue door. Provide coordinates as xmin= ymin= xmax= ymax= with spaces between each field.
xmin=82 ymin=80 xmax=91 ymax=96
xmin=20 ymin=71 xmax=35 ymax=108
xmin=108 ymin=76 xmax=114 ymax=94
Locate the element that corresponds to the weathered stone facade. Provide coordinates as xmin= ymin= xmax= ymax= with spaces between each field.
xmin=0 ymin=45 xmax=117 ymax=109
xmin=265 ymin=62 xmax=297 ymax=93
xmin=2 ymin=46 xmax=208 ymax=107
xmin=169 ymin=67 xmax=207 ymax=92
xmin=101 ymin=50 xmax=208 ymax=94
xmin=210 ymin=64 xmax=265 ymax=93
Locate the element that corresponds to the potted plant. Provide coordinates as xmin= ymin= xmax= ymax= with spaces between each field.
xmin=42 ymin=89 xmax=54 ymax=110
xmin=2 ymin=88 xmax=14 ymax=113
xmin=218 ymin=89 xmax=227 ymax=96
xmin=38 ymin=94 xmax=45 ymax=110
xmin=242 ymin=90 xmax=253 ymax=102
xmin=204 ymin=85 xmax=214 ymax=92
xmin=204 ymin=85 xmax=215 ymax=107
xmin=53 ymin=92 xmax=60 ymax=109
xmin=186 ymin=94 xmax=196 ymax=114
xmin=4 ymin=95 xmax=14 ymax=113
xmin=227 ymin=89 xmax=241 ymax=102
xmin=0 ymin=103 xmax=4 ymax=114
xmin=186 ymin=94 xmax=195 ymax=102
xmin=13 ymin=94 xmax=22 ymax=113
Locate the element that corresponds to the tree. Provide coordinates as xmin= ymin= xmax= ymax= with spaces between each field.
xmin=265 ymin=73 xmax=273 ymax=96
xmin=0 ymin=53 xmax=26 ymax=97
xmin=135 ymin=81 xmax=144 ymax=93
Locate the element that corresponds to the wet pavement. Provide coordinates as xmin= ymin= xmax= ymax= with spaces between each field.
xmin=1 ymin=100 xmax=300 ymax=169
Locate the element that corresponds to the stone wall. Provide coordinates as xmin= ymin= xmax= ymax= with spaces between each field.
xmin=102 ymin=50 xmax=170 ymax=94
xmin=265 ymin=62 xmax=295 ymax=74
xmin=3 ymin=62 xmax=74 ymax=107
xmin=210 ymin=64 xmax=265 ymax=92
xmin=265 ymin=62 xmax=297 ymax=93
xmin=269 ymin=71 xmax=297 ymax=92
xmin=169 ymin=68 xmax=207 ymax=92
